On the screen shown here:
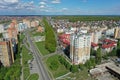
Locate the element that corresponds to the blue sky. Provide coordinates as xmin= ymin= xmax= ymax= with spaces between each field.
xmin=0 ymin=0 xmax=120 ymax=15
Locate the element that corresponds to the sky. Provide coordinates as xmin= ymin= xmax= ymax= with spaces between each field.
xmin=0 ymin=0 xmax=120 ymax=15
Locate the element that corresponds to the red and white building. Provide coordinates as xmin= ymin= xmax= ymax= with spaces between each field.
xmin=101 ymin=39 xmax=117 ymax=53
xmin=59 ymin=34 xmax=70 ymax=48
xmin=91 ymin=42 xmax=99 ymax=51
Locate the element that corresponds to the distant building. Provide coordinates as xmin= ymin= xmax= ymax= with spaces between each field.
xmin=91 ymin=32 xmax=99 ymax=44
xmin=70 ymin=32 xmax=91 ymax=64
xmin=7 ymin=24 xmax=18 ymax=43
xmin=114 ymin=27 xmax=120 ymax=39
xmin=101 ymin=39 xmax=117 ymax=53
xmin=91 ymin=42 xmax=99 ymax=51
xmin=23 ymin=19 xmax=31 ymax=28
xmin=91 ymin=31 xmax=102 ymax=44
xmin=57 ymin=28 xmax=64 ymax=33
xmin=0 ymin=24 xmax=4 ymax=33
xmin=105 ymin=28 xmax=115 ymax=36
xmin=18 ymin=23 xmax=27 ymax=32
xmin=0 ymin=40 xmax=14 ymax=67
xmin=37 ymin=26 xmax=44 ymax=33
xmin=59 ymin=34 xmax=70 ymax=48
xmin=31 ymin=20 xmax=39 ymax=27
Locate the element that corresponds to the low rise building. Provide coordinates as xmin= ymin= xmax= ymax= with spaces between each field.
xmin=37 ymin=26 xmax=44 ymax=33
xmin=101 ymin=39 xmax=117 ymax=53
xmin=59 ymin=34 xmax=70 ymax=48
xmin=91 ymin=42 xmax=99 ymax=51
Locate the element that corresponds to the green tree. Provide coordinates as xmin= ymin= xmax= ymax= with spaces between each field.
xmin=85 ymin=60 xmax=92 ymax=69
xmin=79 ymin=64 xmax=84 ymax=70
xmin=90 ymin=48 xmax=96 ymax=56
xmin=108 ymin=48 xmax=117 ymax=56
xmin=117 ymin=40 xmax=120 ymax=57
xmin=43 ymin=18 xmax=57 ymax=53
xmin=59 ymin=56 xmax=71 ymax=70
xmin=70 ymin=65 xmax=78 ymax=73
xmin=95 ymin=48 xmax=102 ymax=64
xmin=49 ymin=60 xmax=59 ymax=70
xmin=65 ymin=62 xmax=71 ymax=70
xmin=90 ymin=58 xmax=96 ymax=68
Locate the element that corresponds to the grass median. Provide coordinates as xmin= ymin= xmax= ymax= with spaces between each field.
xmin=35 ymin=41 xmax=49 ymax=56
xmin=28 ymin=73 xmax=39 ymax=80
xmin=22 ymin=46 xmax=33 ymax=67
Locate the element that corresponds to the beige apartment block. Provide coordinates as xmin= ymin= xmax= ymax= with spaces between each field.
xmin=0 ymin=41 xmax=14 ymax=67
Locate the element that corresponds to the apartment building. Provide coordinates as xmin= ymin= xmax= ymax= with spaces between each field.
xmin=0 ymin=40 xmax=14 ymax=67
xmin=7 ymin=23 xmax=18 ymax=43
xmin=0 ymin=24 xmax=4 ymax=33
xmin=114 ymin=27 xmax=120 ymax=39
xmin=18 ymin=23 xmax=27 ymax=32
xmin=23 ymin=19 xmax=31 ymax=28
xmin=70 ymin=32 xmax=91 ymax=64
xmin=31 ymin=20 xmax=39 ymax=27
xmin=105 ymin=28 xmax=115 ymax=36
xmin=91 ymin=30 xmax=102 ymax=44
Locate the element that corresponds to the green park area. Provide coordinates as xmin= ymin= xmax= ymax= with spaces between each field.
xmin=63 ymin=68 xmax=94 ymax=80
xmin=45 ymin=54 xmax=95 ymax=80
xmin=46 ymin=54 xmax=69 ymax=78
xmin=32 ymin=31 xmax=45 ymax=37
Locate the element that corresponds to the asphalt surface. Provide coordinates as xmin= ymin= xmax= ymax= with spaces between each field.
xmin=25 ymin=30 xmax=51 ymax=80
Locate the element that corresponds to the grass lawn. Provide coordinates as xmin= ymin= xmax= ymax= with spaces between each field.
xmin=64 ymin=68 xmax=94 ymax=80
xmin=22 ymin=46 xmax=33 ymax=67
xmin=35 ymin=41 xmax=49 ymax=56
xmin=23 ymin=68 xmax=30 ymax=80
xmin=46 ymin=54 xmax=69 ymax=78
xmin=28 ymin=73 xmax=39 ymax=80
xmin=32 ymin=31 xmax=45 ymax=37
xmin=20 ymin=33 xmax=25 ymax=42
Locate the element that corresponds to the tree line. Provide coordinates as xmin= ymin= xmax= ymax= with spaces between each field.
xmin=52 ymin=16 xmax=120 ymax=22
xmin=43 ymin=18 xmax=57 ymax=53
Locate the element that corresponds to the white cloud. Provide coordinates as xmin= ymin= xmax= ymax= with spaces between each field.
xmin=29 ymin=1 xmax=34 ymax=4
xmin=40 ymin=5 xmax=45 ymax=8
xmin=39 ymin=2 xmax=46 ymax=5
xmin=51 ymin=0 xmax=61 ymax=4
xmin=3 ymin=0 xmax=19 ymax=3
xmin=62 ymin=8 xmax=68 ymax=10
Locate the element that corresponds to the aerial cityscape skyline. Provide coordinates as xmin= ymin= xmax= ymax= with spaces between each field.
xmin=0 ymin=0 xmax=120 ymax=80
xmin=0 ymin=0 xmax=120 ymax=15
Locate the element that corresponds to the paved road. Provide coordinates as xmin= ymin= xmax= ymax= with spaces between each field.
xmin=25 ymin=30 xmax=51 ymax=80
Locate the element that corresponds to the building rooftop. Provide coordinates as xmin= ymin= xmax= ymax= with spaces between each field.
xmin=59 ymin=34 xmax=70 ymax=45
xmin=91 ymin=42 xmax=98 ymax=47
xmin=102 ymin=39 xmax=117 ymax=49
xmin=106 ymin=64 xmax=120 ymax=75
